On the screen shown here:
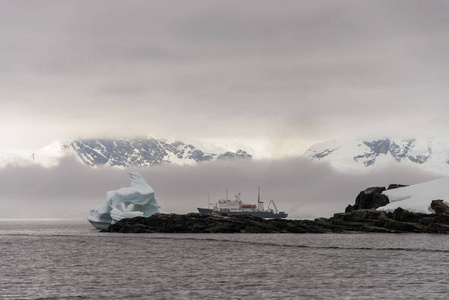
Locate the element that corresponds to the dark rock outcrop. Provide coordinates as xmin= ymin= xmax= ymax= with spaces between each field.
xmin=103 ymin=184 xmax=449 ymax=234
xmin=103 ymin=213 xmax=332 ymax=234
xmin=103 ymin=207 xmax=449 ymax=234
xmin=315 ymin=207 xmax=449 ymax=233
xmin=431 ymin=200 xmax=449 ymax=215
xmin=345 ymin=184 xmax=409 ymax=213
xmin=387 ymin=184 xmax=409 ymax=190
xmin=345 ymin=186 xmax=389 ymax=212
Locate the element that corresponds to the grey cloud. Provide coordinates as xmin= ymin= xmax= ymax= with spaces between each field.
xmin=95 ymin=84 xmax=149 ymax=97
xmin=174 ymin=1 xmax=366 ymax=43
xmin=0 ymin=157 xmax=438 ymax=219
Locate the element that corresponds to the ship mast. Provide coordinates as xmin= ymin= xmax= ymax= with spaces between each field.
xmin=257 ymin=187 xmax=265 ymax=211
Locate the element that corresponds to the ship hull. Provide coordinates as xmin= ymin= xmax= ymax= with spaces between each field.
xmin=197 ymin=208 xmax=288 ymax=219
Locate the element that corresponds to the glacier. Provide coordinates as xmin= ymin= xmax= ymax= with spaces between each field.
xmin=378 ymin=177 xmax=449 ymax=214
xmin=88 ymin=172 xmax=161 ymax=230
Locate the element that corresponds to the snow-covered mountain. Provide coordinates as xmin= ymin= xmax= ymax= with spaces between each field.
xmin=7 ymin=136 xmax=449 ymax=173
xmin=30 ymin=138 xmax=252 ymax=168
xmin=302 ymin=138 xmax=449 ymax=174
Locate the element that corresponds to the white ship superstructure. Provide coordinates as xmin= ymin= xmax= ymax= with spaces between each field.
xmin=198 ymin=189 xmax=287 ymax=218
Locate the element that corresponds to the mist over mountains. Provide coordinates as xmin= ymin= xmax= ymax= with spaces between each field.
xmin=1 ymin=137 xmax=449 ymax=175
xmin=1 ymin=153 xmax=438 ymax=219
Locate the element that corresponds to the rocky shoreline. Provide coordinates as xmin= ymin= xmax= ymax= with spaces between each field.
xmin=103 ymin=185 xmax=449 ymax=234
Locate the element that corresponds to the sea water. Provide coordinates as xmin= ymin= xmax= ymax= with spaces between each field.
xmin=1 ymin=219 xmax=449 ymax=299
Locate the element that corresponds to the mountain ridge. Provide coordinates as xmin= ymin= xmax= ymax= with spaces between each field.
xmin=302 ymin=137 xmax=449 ymax=174
xmin=3 ymin=136 xmax=449 ymax=174
xmin=30 ymin=138 xmax=252 ymax=168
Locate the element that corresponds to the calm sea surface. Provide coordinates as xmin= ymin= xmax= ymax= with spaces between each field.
xmin=1 ymin=219 xmax=449 ymax=299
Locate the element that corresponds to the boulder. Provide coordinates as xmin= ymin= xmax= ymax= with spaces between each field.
xmin=388 ymin=207 xmax=429 ymax=223
xmin=430 ymin=200 xmax=449 ymax=215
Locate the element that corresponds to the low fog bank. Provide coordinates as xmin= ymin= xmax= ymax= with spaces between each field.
xmin=0 ymin=157 xmax=440 ymax=219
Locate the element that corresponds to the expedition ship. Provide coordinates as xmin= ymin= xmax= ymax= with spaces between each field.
xmin=197 ymin=189 xmax=287 ymax=219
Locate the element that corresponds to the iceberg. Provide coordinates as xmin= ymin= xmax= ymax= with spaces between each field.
xmin=88 ymin=172 xmax=161 ymax=230
xmin=378 ymin=177 xmax=449 ymax=214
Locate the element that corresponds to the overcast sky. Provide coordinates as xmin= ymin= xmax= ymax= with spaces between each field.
xmin=1 ymin=1 xmax=448 ymax=219
xmin=1 ymin=0 xmax=449 ymax=154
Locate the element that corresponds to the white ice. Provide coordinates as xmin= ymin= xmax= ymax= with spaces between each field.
xmin=378 ymin=177 xmax=449 ymax=214
xmin=88 ymin=172 xmax=161 ymax=229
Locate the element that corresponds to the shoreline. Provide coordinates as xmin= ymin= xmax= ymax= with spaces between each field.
xmin=102 ymin=208 xmax=449 ymax=234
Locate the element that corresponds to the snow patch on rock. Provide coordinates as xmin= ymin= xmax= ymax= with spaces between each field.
xmin=378 ymin=177 xmax=449 ymax=214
